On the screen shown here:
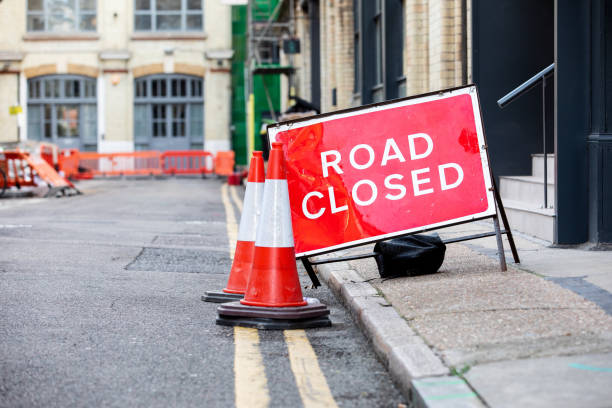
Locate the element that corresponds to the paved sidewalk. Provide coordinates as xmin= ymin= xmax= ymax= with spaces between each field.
xmin=314 ymin=222 xmax=612 ymax=407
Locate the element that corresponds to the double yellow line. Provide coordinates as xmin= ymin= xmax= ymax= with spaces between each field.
xmin=221 ymin=184 xmax=338 ymax=408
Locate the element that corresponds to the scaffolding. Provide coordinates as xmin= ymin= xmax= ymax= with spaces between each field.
xmin=245 ymin=0 xmax=296 ymax=158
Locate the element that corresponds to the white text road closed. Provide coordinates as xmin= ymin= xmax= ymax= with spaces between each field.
xmin=268 ymin=86 xmax=495 ymax=257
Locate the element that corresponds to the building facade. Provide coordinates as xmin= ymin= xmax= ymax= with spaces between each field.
xmin=284 ymin=0 xmax=612 ymax=246
xmin=291 ymin=0 xmax=469 ymax=113
xmin=230 ymin=2 xmax=282 ymax=166
xmin=0 ymin=0 xmax=232 ymax=155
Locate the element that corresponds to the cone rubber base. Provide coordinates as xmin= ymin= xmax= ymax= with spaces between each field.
xmin=216 ymin=315 xmax=331 ymax=330
xmin=216 ymin=297 xmax=332 ymax=330
xmin=201 ymin=291 xmax=244 ymax=303
xmin=218 ymin=297 xmax=330 ymax=320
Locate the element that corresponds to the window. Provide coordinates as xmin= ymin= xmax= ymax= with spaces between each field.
xmin=134 ymin=75 xmax=204 ymax=150
xmin=354 ymin=0 xmax=405 ymax=103
xmin=135 ymin=0 xmax=203 ymax=32
xmin=27 ymin=75 xmax=97 ymax=150
xmin=27 ymin=0 xmax=96 ymax=32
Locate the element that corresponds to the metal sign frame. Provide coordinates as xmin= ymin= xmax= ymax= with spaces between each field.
xmin=267 ymin=84 xmax=519 ymax=286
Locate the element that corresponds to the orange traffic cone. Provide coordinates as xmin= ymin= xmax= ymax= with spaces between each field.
xmin=241 ymin=142 xmax=307 ymax=307
xmin=202 ymin=151 xmax=265 ymax=303
xmin=216 ymin=142 xmax=331 ymax=329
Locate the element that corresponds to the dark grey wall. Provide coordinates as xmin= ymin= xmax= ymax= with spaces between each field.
xmin=555 ymin=0 xmax=590 ymax=244
xmin=309 ymin=0 xmax=321 ymax=111
xmin=472 ymin=0 xmax=554 ymax=182
xmin=587 ymin=0 xmax=612 ymax=244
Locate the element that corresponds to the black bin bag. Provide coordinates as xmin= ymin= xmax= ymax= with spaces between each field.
xmin=373 ymin=234 xmax=446 ymax=278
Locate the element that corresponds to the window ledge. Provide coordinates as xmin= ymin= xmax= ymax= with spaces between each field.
xmin=131 ymin=32 xmax=208 ymax=41
xmin=23 ymin=33 xmax=99 ymax=41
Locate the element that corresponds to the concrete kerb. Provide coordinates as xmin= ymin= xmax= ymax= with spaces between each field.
xmin=315 ymin=260 xmax=484 ymax=407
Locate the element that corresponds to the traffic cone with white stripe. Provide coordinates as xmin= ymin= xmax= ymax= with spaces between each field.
xmin=202 ymin=151 xmax=265 ymax=303
xmin=216 ymin=142 xmax=331 ymax=329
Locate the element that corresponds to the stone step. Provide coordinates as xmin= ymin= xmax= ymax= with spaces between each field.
xmin=531 ymin=153 xmax=555 ymax=181
xmin=499 ymin=175 xmax=555 ymax=208
xmin=501 ymin=199 xmax=555 ymax=242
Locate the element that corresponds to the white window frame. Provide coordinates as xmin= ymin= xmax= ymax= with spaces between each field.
xmin=134 ymin=0 xmax=204 ymax=32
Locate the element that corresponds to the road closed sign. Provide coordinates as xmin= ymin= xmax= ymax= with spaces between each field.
xmin=268 ymin=86 xmax=496 ymax=257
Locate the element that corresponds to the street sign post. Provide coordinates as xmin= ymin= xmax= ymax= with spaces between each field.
xmin=267 ymin=85 xmax=519 ymax=276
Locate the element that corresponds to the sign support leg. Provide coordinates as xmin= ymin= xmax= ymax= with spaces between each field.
xmin=301 ymin=257 xmax=321 ymax=288
xmin=492 ymin=215 xmax=508 ymax=271
xmin=492 ymin=179 xmax=520 ymax=264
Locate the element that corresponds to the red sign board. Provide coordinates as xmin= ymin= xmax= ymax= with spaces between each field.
xmin=268 ymin=86 xmax=496 ymax=257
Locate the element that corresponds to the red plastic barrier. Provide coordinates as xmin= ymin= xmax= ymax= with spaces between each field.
xmin=0 ymin=151 xmax=36 ymax=188
xmin=214 ymin=151 xmax=235 ymax=176
xmin=78 ymin=151 xmax=162 ymax=177
xmin=22 ymin=154 xmax=71 ymax=188
xmin=71 ymin=149 xmax=236 ymax=178
xmin=59 ymin=149 xmax=80 ymax=179
xmin=37 ymin=143 xmax=59 ymax=169
xmin=161 ymin=150 xmax=213 ymax=175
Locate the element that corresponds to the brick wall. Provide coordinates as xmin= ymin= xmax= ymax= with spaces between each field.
xmin=290 ymin=0 xmax=354 ymax=113
xmin=334 ymin=0 xmax=354 ymax=110
xmin=406 ymin=0 xmax=470 ymax=94
xmin=320 ymin=0 xmax=354 ymax=112
xmin=426 ymin=0 xmax=465 ymax=91
xmin=290 ymin=0 xmax=470 ymax=113
xmin=405 ymin=0 xmax=430 ymax=95
xmin=294 ymin=5 xmax=311 ymax=103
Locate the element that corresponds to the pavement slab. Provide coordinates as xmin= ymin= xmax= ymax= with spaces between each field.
xmin=318 ymin=220 xmax=612 ymax=407
xmin=356 ymin=243 xmax=612 ymax=367
xmin=465 ymin=352 xmax=612 ymax=408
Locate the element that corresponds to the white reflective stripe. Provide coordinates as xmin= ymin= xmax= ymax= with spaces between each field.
xmin=255 ymin=179 xmax=295 ymax=248
xmin=237 ymin=181 xmax=265 ymax=242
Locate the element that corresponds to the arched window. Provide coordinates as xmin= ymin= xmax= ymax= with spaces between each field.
xmin=134 ymin=74 xmax=204 ymax=151
xmin=27 ymin=75 xmax=97 ymax=151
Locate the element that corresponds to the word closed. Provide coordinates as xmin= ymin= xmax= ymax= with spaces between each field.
xmin=269 ymin=87 xmax=495 ymax=257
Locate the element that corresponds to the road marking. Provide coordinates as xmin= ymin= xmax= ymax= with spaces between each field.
xmin=229 ymin=185 xmax=244 ymax=212
xmin=0 ymin=198 xmax=46 ymax=210
xmin=221 ymin=183 xmax=238 ymax=257
xmin=225 ymin=184 xmax=337 ymax=408
xmin=234 ymin=327 xmax=270 ymax=408
xmin=225 ymin=184 xmax=270 ymax=407
xmin=284 ymin=330 xmax=339 ymax=408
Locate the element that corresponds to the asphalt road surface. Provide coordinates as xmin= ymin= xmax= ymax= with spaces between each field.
xmin=0 ymin=178 xmax=405 ymax=408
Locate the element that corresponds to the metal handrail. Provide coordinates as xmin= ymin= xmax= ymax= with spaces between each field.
xmin=497 ymin=62 xmax=555 ymax=209
xmin=497 ymin=63 xmax=554 ymax=108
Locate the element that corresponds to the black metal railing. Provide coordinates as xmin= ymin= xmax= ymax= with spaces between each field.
xmin=497 ymin=63 xmax=554 ymax=209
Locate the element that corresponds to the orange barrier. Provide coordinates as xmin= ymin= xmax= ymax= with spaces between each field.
xmin=70 ymin=149 xmax=236 ymax=178
xmin=22 ymin=154 xmax=71 ymax=189
xmin=0 ymin=150 xmax=74 ymax=197
xmin=0 ymin=151 xmax=36 ymax=188
xmin=214 ymin=151 xmax=236 ymax=176
xmin=58 ymin=149 xmax=80 ymax=179
xmin=161 ymin=150 xmax=213 ymax=175
xmin=78 ymin=151 xmax=162 ymax=177
xmin=36 ymin=142 xmax=60 ymax=170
